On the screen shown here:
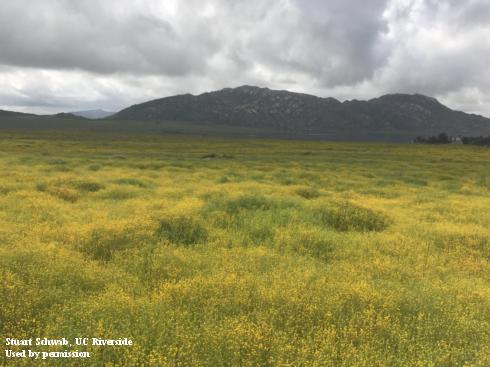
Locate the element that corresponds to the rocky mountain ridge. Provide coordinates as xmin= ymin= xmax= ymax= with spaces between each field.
xmin=112 ymin=86 xmax=490 ymax=136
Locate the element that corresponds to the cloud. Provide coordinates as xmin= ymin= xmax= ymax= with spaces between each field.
xmin=0 ymin=0 xmax=489 ymax=116
xmin=374 ymin=0 xmax=490 ymax=96
xmin=0 ymin=0 xmax=220 ymax=76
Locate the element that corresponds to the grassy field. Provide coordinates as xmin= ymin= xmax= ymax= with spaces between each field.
xmin=1 ymin=131 xmax=489 ymax=366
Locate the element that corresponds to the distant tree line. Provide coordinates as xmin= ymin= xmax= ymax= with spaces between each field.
xmin=414 ymin=132 xmax=452 ymax=144
xmin=414 ymin=132 xmax=490 ymax=146
xmin=460 ymin=136 xmax=490 ymax=146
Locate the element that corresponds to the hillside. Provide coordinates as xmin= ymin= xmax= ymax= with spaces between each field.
xmin=112 ymin=86 xmax=490 ymax=136
xmin=0 ymin=109 xmax=37 ymax=118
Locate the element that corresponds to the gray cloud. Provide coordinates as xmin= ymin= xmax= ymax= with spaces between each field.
xmin=373 ymin=0 xmax=490 ymax=100
xmin=0 ymin=0 xmax=489 ymax=116
xmin=0 ymin=0 xmax=220 ymax=76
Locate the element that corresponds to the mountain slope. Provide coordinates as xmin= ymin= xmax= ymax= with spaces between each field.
xmin=112 ymin=86 xmax=490 ymax=136
xmin=0 ymin=109 xmax=37 ymax=118
xmin=111 ymin=86 xmax=347 ymax=132
xmin=345 ymin=94 xmax=489 ymax=133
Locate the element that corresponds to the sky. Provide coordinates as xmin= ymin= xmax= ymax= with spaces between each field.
xmin=0 ymin=0 xmax=489 ymax=116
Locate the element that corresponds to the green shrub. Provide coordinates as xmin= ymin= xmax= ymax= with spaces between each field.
xmin=47 ymin=158 xmax=68 ymax=165
xmin=35 ymin=179 xmax=104 ymax=201
xmin=87 ymin=164 xmax=101 ymax=171
xmin=101 ymin=189 xmax=138 ymax=200
xmin=296 ymin=187 xmax=320 ymax=199
xmin=114 ymin=178 xmax=149 ymax=188
xmin=76 ymin=181 xmax=105 ymax=192
xmin=157 ymin=216 xmax=208 ymax=245
xmin=275 ymin=228 xmax=336 ymax=261
xmin=316 ymin=202 xmax=390 ymax=232
xmin=51 ymin=187 xmax=80 ymax=202
xmin=78 ymin=228 xmax=136 ymax=262
xmin=36 ymin=182 xmax=48 ymax=192
xmin=224 ymin=195 xmax=274 ymax=212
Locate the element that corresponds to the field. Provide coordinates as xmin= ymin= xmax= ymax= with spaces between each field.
xmin=1 ymin=131 xmax=489 ymax=366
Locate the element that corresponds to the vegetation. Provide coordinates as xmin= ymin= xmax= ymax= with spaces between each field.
xmin=415 ymin=132 xmax=490 ymax=146
xmin=462 ymin=135 xmax=490 ymax=146
xmin=414 ymin=132 xmax=453 ymax=144
xmin=1 ymin=131 xmax=489 ymax=366
xmin=112 ymin=86 xmax=490 ymax=139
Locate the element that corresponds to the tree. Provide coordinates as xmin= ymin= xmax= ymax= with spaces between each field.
xmin=437 ymin=132 xmax=450 ymax=144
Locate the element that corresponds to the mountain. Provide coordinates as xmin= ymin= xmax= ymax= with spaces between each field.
xmin=0 ymin=109 xmax=93 ymax=132
xmin=71 ymin=109 xmax=114 ymax=119
xmin=51 ymin=112 xmax=87 ymax=119
xmin=0 ymin=110 xmax=87 ymax=120
xmin=0 ymin=109 xmax=36 ymax=118
xmin=112 ymin=86 xmax=490 ymax=137
xmin=111 ymin=86 xmax=346 ymax=132
xmin=2 ymin=87 xmax=490 ymax=141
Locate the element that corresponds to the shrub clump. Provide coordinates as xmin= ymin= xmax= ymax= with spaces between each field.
xmin=113 ymin=178 xmax=149 ymax=188
xmin=157 ymin=216 xmax=208 ymax=246
xmin=202 ymin=153 xmax=234 ymax=159
xmin=224 ymin=195 xmax=274 ymax=213
xmin=78 ymin=229 xmax=136 ymax=262
xmin=87 ymin=164 xmax=101 ymax=171
xmin=75 ymin=181 xmax=105 ymax=192
xmin=296 ymin=187 xmax=320 ymax=199
xmin=47 ymin=158 xmax=68 ymax=165
xmin=202 ymin=194 xmax=298 ymax=246
xmin=202 ymin=194 xmax=274 ymax=214
xmin=203 ymin=194 xmax=298 ymax=217
xmin=36 ymin=179 xmax=104 ymax=202
xmin=36 ymin=182 xmax=79 ymax=202
xmin=275 ymin=228 xmax=336 ymax=261
xmin=51 ymin=187 xmax=80 ymax=202
xmin=102 ymin=189 xmax=138 ymax=201
xmin=316 ymin=201 xmax=390 ymax=232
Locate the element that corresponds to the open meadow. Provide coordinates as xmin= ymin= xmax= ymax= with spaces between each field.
xmin=1 ymin=131 xmax=489 ymax=366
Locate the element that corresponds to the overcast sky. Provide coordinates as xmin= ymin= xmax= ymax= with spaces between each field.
xmin=1 ymin=0 xmax=489 ymax=115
